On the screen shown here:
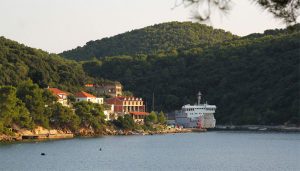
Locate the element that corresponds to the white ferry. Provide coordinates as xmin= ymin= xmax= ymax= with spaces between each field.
xmin=175 ymin=92 xmax=216 ymax=128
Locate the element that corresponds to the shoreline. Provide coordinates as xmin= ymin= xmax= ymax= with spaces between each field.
xmin=212 ymin=125 xmax=300 ymax=132
xmin=2 ymin=125 xmax=299 ymax=143
xmin=0 ymin=127 xmax=196 ymax=142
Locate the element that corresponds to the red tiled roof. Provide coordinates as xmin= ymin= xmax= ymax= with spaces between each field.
xmin=85 ymin=84 xmax=94 ymax=87
xmin=48 ymin=88 xmax=68 ymax=95
xmin=75 ymin=91 xmax=96 ymax=98
xmin=129 ymin=111 xmax=149 ymax=115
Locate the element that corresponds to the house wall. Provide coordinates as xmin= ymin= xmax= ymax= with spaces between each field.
xmin=106 ymin=98 xmax=145 ymax=113
xmin=76 ymin=97 xmax=104 ymax=104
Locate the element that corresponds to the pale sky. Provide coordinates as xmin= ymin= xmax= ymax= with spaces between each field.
xmin=0 ymin=0 xmax=289 ymax=53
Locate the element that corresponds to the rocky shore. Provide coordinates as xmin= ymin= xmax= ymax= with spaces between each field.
xmin=0 ymin=126 xmax=193 ymax=142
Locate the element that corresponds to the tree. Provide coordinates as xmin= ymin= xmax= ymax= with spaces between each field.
xmin=67 ymin=94 xmax=76 ymax=104
xmin=178 ymin=0 xmax=299 ymax=24
xmin=112 ymin=115 xmax=136 ymax=130
xmin=157 ymin=111 xmax=167 ymax=124
xmin=16 ymin=80 xmax=49 ymax=128
xmin=0 ymin=86 xmax=20 ymax=127
xmin=144 ymin=111 xmax=158 ymax=125
xmin=14 ymin=100 xmax=34 ymax=129
xmin=49 ymin=103 xmax=80 ymax=131
xmin=74 ymin=101 xmax=105 ymax=130
xmin=122 ymin=114 xmax=136 ymax=130
xmin=0 ymin=86 xmax=33 ymax=132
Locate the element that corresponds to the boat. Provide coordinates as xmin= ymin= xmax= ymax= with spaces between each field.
xmin=175 ymin=91 xmax=216 ymax=128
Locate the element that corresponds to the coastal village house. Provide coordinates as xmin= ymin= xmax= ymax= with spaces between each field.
xmin=85 ymin=82 xmax=122 ymax=97
xmin=129 ymin=111 xmax=149 ymax=124
xmin=106 ymin=96 xmax=145 ymax=113
xmin=103 ymin=104 xmax=115 ymax=121
xmin=75 ymin=91 xmax=104 ymax=104
xmin=47 ymin=88 xmax=69 ymax=107
xmin=106 ymin=96 xmax=148 ymax=123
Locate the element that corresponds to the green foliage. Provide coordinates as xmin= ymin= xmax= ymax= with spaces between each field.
xmin=67 ymin=94 xmax=76 ymax=104
xmin=0 ymin=86 xmax=19 ymax=127
xmin=16 ymin=80 xmax=49 ymax=128
xmin=0 ymin=86 xmax=34 ymax=132
xmin=157 ymin=111 xmax=166 ymax=124
xmin=113 ymin=115 xmax=136 ymax=130
xmin=145 ymin=111 xmax=158 ymax=125
xmin=0 ymin=36 xmax=95 ymax=92
xmin=82 ymin=25 xmax=300 ymax=125
xmin=0 ymin=82 xmax=108 ymax=134
xmin=74 ymin=101 xmax=105 ymax=130
xmin=122 ymin=91 xmax=133 ymax=97
xmin=60 ymin=22 xmax=237 ymax=61
xmin=49 ymin=103 xmax=80 ymax=131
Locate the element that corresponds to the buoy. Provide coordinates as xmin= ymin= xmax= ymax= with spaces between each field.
xmin=41 ymin=153 xmax=46 ymax=156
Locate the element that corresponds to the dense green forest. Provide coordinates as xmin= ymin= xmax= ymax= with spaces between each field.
xmin=80 ymin=24 xmax=300 ymax=125
xmin=0 ymin=22 xmax=299 ymax=128
xmin=60 ymin=22 xmax=237 ymax=61
xmin=0 ymin=36 xmax=96 ymax=92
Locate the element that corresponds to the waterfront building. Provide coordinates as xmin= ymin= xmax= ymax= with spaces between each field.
xmin=129 ymin=111 xmax=149 ymax=124
xmin=75 ymin=91 xmax=104 ymax=104
xmin=105 ymin=96 xmax=145 ymax=114
xmin=103 ymin=104 xmax=115 ymax=121
xmin=175 ymin=92 xmax=216 ymax=128
xmin=85 ymin=82 xmax=122 ymax=97
xmin=47 ymin=88 xmax=70 ymax=107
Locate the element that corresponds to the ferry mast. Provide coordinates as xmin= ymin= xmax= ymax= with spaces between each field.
xmin=197 ymin=91 xmax=202 ymax=105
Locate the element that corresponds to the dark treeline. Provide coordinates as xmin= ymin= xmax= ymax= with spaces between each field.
xmin=0 ymin=36 xmax=98 ymax=92
xmin=60 ymin=22 xmax=237 ymax=61
xmin=81 ymin=25 xmax=300 ymax=125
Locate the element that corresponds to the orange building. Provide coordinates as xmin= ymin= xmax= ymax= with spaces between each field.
xmin=106 ymin=96 xmax=145 ymax=114
xmin=129 ymin=111 xmax=149 ymax=123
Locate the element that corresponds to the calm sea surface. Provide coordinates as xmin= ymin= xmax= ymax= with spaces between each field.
xmin=0 ymin=131 xmax=299 ymax=171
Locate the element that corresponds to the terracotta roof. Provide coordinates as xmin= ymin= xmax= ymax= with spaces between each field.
xmin=75 ymin=91 xmax=96 ymax=98
xmin=129 ymin=111 xmax=149 ymax=115
xmin=48 ymin=88 xmax=68 ymax=95
xmin=85 ymin=84 xmax=94 ymax=87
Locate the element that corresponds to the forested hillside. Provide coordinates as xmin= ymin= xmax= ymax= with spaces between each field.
xmin=81 ymin=25 xmax=300 ymax=125
xmin=0 ymin=23 xmax=299 ymax=126
xmin=0 ymin=37 xmax=95 ymax=92
xmin=60 ymin=22 xmax=237 ymax=61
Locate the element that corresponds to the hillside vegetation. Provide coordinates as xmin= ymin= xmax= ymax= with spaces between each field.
xmin=0 ymin=37 xmax=94 ymax=92
xmin=60 ymin=22 xmax=237 ymax=60
xmin=81 ymin=24 xmax=300 ymax=125
xmin=0 ymin=22 xmax=299 ymax=127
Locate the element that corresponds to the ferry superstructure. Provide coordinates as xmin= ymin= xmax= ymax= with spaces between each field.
xmin=175 ymin=92 xmax=216 ymax=128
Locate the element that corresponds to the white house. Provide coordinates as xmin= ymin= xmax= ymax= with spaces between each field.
xmin=75 ymin=91 xmax=103 ymax=104
xmin=103 ymin=104 xmax=115 ymax=121
xmin=47 ymin=88 xmax=70 ymax=107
